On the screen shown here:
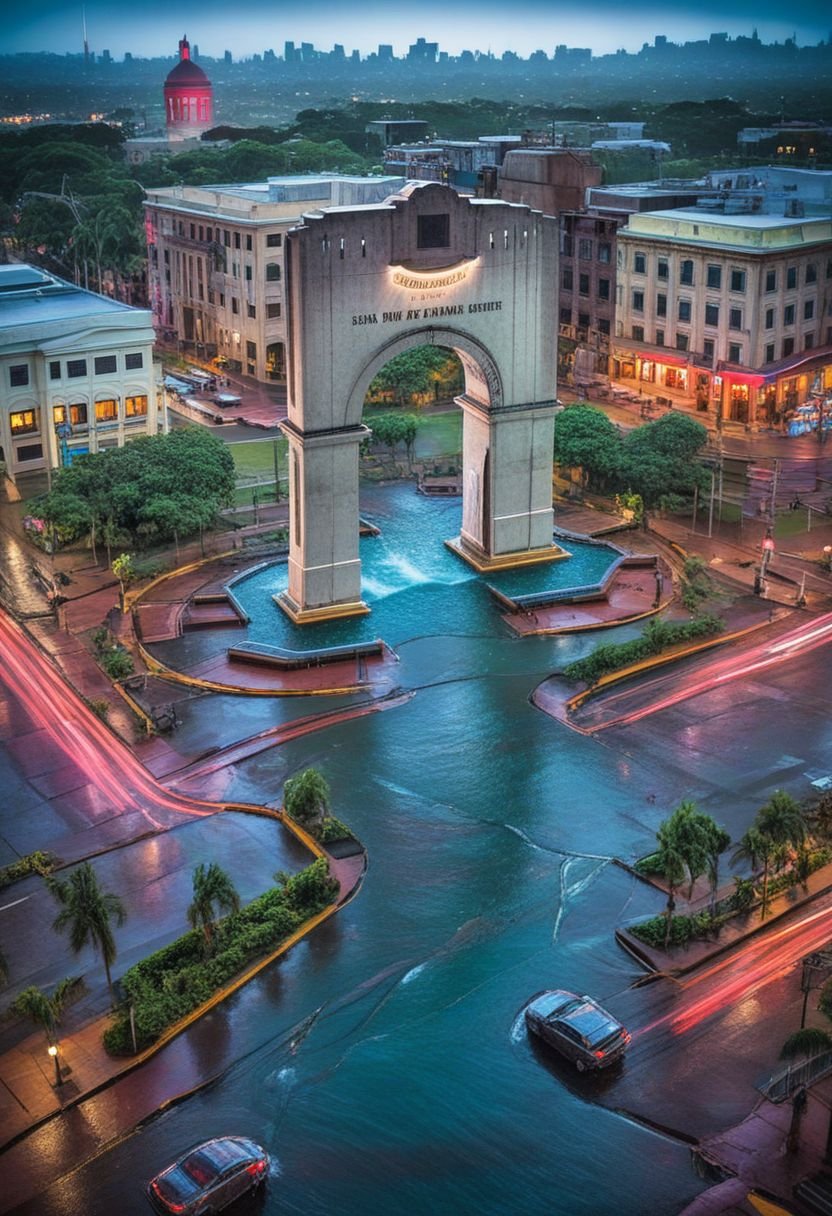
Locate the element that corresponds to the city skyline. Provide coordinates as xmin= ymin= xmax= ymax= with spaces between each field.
xmin=5 ymin=0 xmax=829 ymax=60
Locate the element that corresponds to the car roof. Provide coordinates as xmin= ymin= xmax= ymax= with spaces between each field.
xmin=557 ymin=999 xmax=622 ymax=1044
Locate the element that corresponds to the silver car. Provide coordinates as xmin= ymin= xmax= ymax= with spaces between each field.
xmin=525 ymin=989 xmax=630 ymax=1071
xmin=147 ymin=1136 xmax=269 ymax=1214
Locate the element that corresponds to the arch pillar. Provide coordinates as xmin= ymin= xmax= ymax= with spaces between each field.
xmin=275 ymin=421 xmax=371 ymax=624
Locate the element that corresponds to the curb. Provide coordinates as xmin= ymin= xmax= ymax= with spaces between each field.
xmin=138 ymin=642 xmax=370 ymax=698
xmin=0 ymin=811 xmax=366 ymax=1155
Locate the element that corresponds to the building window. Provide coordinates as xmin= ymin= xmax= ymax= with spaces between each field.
xmin=786 ymin=266 xmax=797 ymax=289
xmin=706 ymin=265 xmax=722 ymax=289
xmin=265 ymin=263 xmax=281 ymax=282
xmin=559 ymin=307 xmax=572 ymax=324
xmin=231 ymin=298 xmax=239 ymax=315
xmin=10 ymin=409 xmax=38 ymax=433
xmin=245 ymin=234 xmax=253 ymax=252
xmin=267 ymin=302 xmax=281 ymax=319
xmin=729 ymin=307 xmax=742 ymax=331
xmin=632 ymin=290 xmax=644 ymax=312
xmin=247 ymin=303 xmax=256 ymax=318
xmin=783 ymin=337 xmax=795 ymax=358
xmin=266 ymin=233 xmax=282 ymax=247
xmin=657 ymin=293 xmax=667 ymax=318
xmin=245 ymin=265 xmax=252 ymax=281
xmin=598 ymin=318 xmax=610 ymax=335
xmin=95 ymin=399 xmax=118 ymax=421
xmin=579 ymin=238 xmax=593 ymax=260
xmin=578 ymin=312 xmax=590 ymax=329
xmin=125 ymin=395 xmax=147 ymax=416
xmin=561 ymin=268 xmax=573 ymax=290
xmin=676 ymin=333 xmax=689 ymax=351
xmin=417 ymin=213 xmax=450 ymax=249
xmin=598 ymin=242 xmax=611 ymax=264
xmin=703 ymin=338 xmax=715 ymax=361
xmin=9 ymin=364 xmax=29 ymax=387
xmin=234 ymin=232 xmax=241 ymax=250
xmin=94 ymin=355 xmax=117 ymax=375
xmin=578 ymin=274 xmax=589 ymax=296
xmin=705 ymin=303 xmax=719 ymax=327
xmin=805 ymin=332 xmax=815 ymax=349
xmin=633 ymin=251 xmax=646 ymax=273
xmin=67 ymin=359 xmax=87 ymax=378
xmin=765 ymin=269 xmax=777 ymax=292
xmin=49 ymin=361 xmax=61 ymax=381
xmin=678 ymin=299 xmax=691 ymax=322
xmin=728 ymin=343 xmax=742 ymax=363
xmin=655 ymin=328 xmax=665 ymax=346
xmin=804 ymin=299 xmax=815 ymax=321
xmin=730 ymin=268 xmax=746 ymax=293
xmin=124 ymin=352 xmax=143 ymax=370
xmin=15 ymin=443 xmax=43 ymax=462
xmin=562 ymin=233 xmax=574 ymax=257
xmin=680 ymin=260 xmax=694 ymax=285
xmin=598 ymin=277 xmax=610 ymax=300
xmin=246 ymin=341 xmax=257 ymax=360
xmin=764 ymin=343 xmax=775 ymax=363
xmin=806 ymin=263 xmax=817 ymax=285
xmin=784 ymin=304 xmax=795 ymax=325
xmin=657 ymin=258 xmax=668 ymax=280
xmin=223 ymin=230 xmax=230 ymax=247
xmin=632 ymin=325 xmax=644 ymax=342
xmin=765 ymin=308 xmax=774 ymax=329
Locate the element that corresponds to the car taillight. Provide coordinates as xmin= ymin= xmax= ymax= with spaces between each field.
xmin=151 ymin=1183 xmax=185 ymax=1214
xmin=247 ymin=1160 xmax=266 ymax=1175
xmin=594 ymin=1050 xmax=605 ymax=1059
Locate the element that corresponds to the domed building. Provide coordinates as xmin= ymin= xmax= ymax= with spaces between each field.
xmin=164 ymin=36 xmax=213 ymax=141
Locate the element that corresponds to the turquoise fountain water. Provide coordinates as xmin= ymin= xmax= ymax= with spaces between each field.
xmin=231 ymin=483 xmax=618 ymax=649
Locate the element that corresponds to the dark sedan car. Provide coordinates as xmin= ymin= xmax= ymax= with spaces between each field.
xmin=147 ymin=1137 xmax=269 ymax=1214
xmin=525 ymin=989 xmax=630 ymax=1071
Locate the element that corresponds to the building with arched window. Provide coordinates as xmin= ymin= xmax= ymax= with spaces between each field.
xmin=164 ymin=35 xmax=213 ymax=142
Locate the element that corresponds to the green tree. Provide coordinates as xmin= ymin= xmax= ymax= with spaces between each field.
xmin=655 ymin=817 xmax=688 ymax=950
xmin=187 ymin=862 xmax=241 ymax=953
xmin=553 ymin=405 xmax=622 ymax=488
xmin=731 ymin=826 xmax=778 ymax=918
xmin=12 ymin=978 xmax=81 ymax=1046
xmin=284 ymin=768 xmax=331 ymax=826
xmin=47 ymin=862 xmax=127 ymax=1005
xmin=620 ymin=413 xmax=709 ymax=506
xmin=757 ymin=790 xmax=807 ymax=854
xmin=112 ymin=552 xmax=135 ymax=610
xmin=702 ymin=819 xmax=731 ymax=918
xmin=780 ymin=1028 xmax=832 ymax=1060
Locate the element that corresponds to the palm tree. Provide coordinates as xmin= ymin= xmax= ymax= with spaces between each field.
xmin=187 ymin=862 xmax=241 ymax=953
xmin=701 ymin=821 xmax=731 ymax=918
xmin=283 ymin=768 xmax=331 ymax=827
xmin=12 ymin=978 xmax=82 ymax=1084
xmin=47 ymin=862 xmax=127 ymax=1005
xmin=758 ymin=790 xmax=807 ymax=855
xmin=732 ymin=826 xmax=778 ymax=918
xmin=655 ymin=818 xmax=688 ymax=949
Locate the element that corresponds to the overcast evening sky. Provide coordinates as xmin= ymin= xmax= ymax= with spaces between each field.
xmin=4 ymin=0 xmax=829 ymax=60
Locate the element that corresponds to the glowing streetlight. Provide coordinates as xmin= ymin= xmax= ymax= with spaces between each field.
xmin=47 ymin=1042 xmax=62 ymax=1088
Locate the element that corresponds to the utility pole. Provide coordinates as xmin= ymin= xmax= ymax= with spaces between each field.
xmin=707 ymin=469 xmax=716 ymax=538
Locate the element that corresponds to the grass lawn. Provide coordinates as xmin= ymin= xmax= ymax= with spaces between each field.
xmin=230 ymin=438 xmax=287 ymax=479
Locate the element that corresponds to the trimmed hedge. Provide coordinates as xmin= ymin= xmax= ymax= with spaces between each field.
xmin=104 ymin=858 xmax=337 ymax=1055
xmin=316 ymin=816 xmax=353 ymax=844
xmin=0 ymin=851 xmax=54 ymax=890
xmin=563 ymin=615 xmax=724 ymax=685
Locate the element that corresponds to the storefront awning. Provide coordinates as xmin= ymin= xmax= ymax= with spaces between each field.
xmin=612 ymin=340 xmax=690 ymax=368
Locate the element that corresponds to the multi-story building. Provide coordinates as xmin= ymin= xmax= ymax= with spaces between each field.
xmin=0 ymin=264 xmax=161 ymax=486
xmin=613 ymin=208 xmax=832 ymax=426
xmin=144 ymin=175 xmax=405 ymax=385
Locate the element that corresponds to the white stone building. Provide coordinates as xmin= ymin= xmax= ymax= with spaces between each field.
xmin=143 ymin=175 xmax=405 ymax=386
xmin=0 ymin=265 xmax=162 ymax=487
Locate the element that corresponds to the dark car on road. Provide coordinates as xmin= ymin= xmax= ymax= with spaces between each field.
xmin=525 ymin=989 xmax=630 ymax=1071
xmin=147 ymin=1137 xmax=269 ymax=1214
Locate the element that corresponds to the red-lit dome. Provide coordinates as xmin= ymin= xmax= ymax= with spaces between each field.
xmin=164 ymin=36 xmax=213 ymax=141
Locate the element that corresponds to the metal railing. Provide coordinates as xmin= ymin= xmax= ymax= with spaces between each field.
xmin=762 ymin=1049 xmax=832 ymax=1102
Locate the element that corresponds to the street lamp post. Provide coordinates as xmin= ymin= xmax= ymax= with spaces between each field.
xmin=47 ymin=1042 xmax=62 ymax=1088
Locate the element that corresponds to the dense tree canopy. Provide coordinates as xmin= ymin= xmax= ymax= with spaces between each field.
xmin=367 ymin=347 xmax=463 ymax=407
xmin=40 ymin=428 xmax=235 ymax=547
xmin=553 ymin=405 xmax=622 ymax=487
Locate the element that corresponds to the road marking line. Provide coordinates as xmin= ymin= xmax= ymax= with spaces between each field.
xmin=0 ymin=895 xmax=30 ymax=913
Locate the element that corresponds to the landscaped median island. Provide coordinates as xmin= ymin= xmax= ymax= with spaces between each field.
xmin=617 ymin=790 xmax=832 ymax=968
xmin=563 ymin=614 xmax=725 ymax=688
xmin=104 ymin=858 xmax=338 ymax=1055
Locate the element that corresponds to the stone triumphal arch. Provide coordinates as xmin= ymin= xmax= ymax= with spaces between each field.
xmin=278 ymin=182 xmax=559 ymax=624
